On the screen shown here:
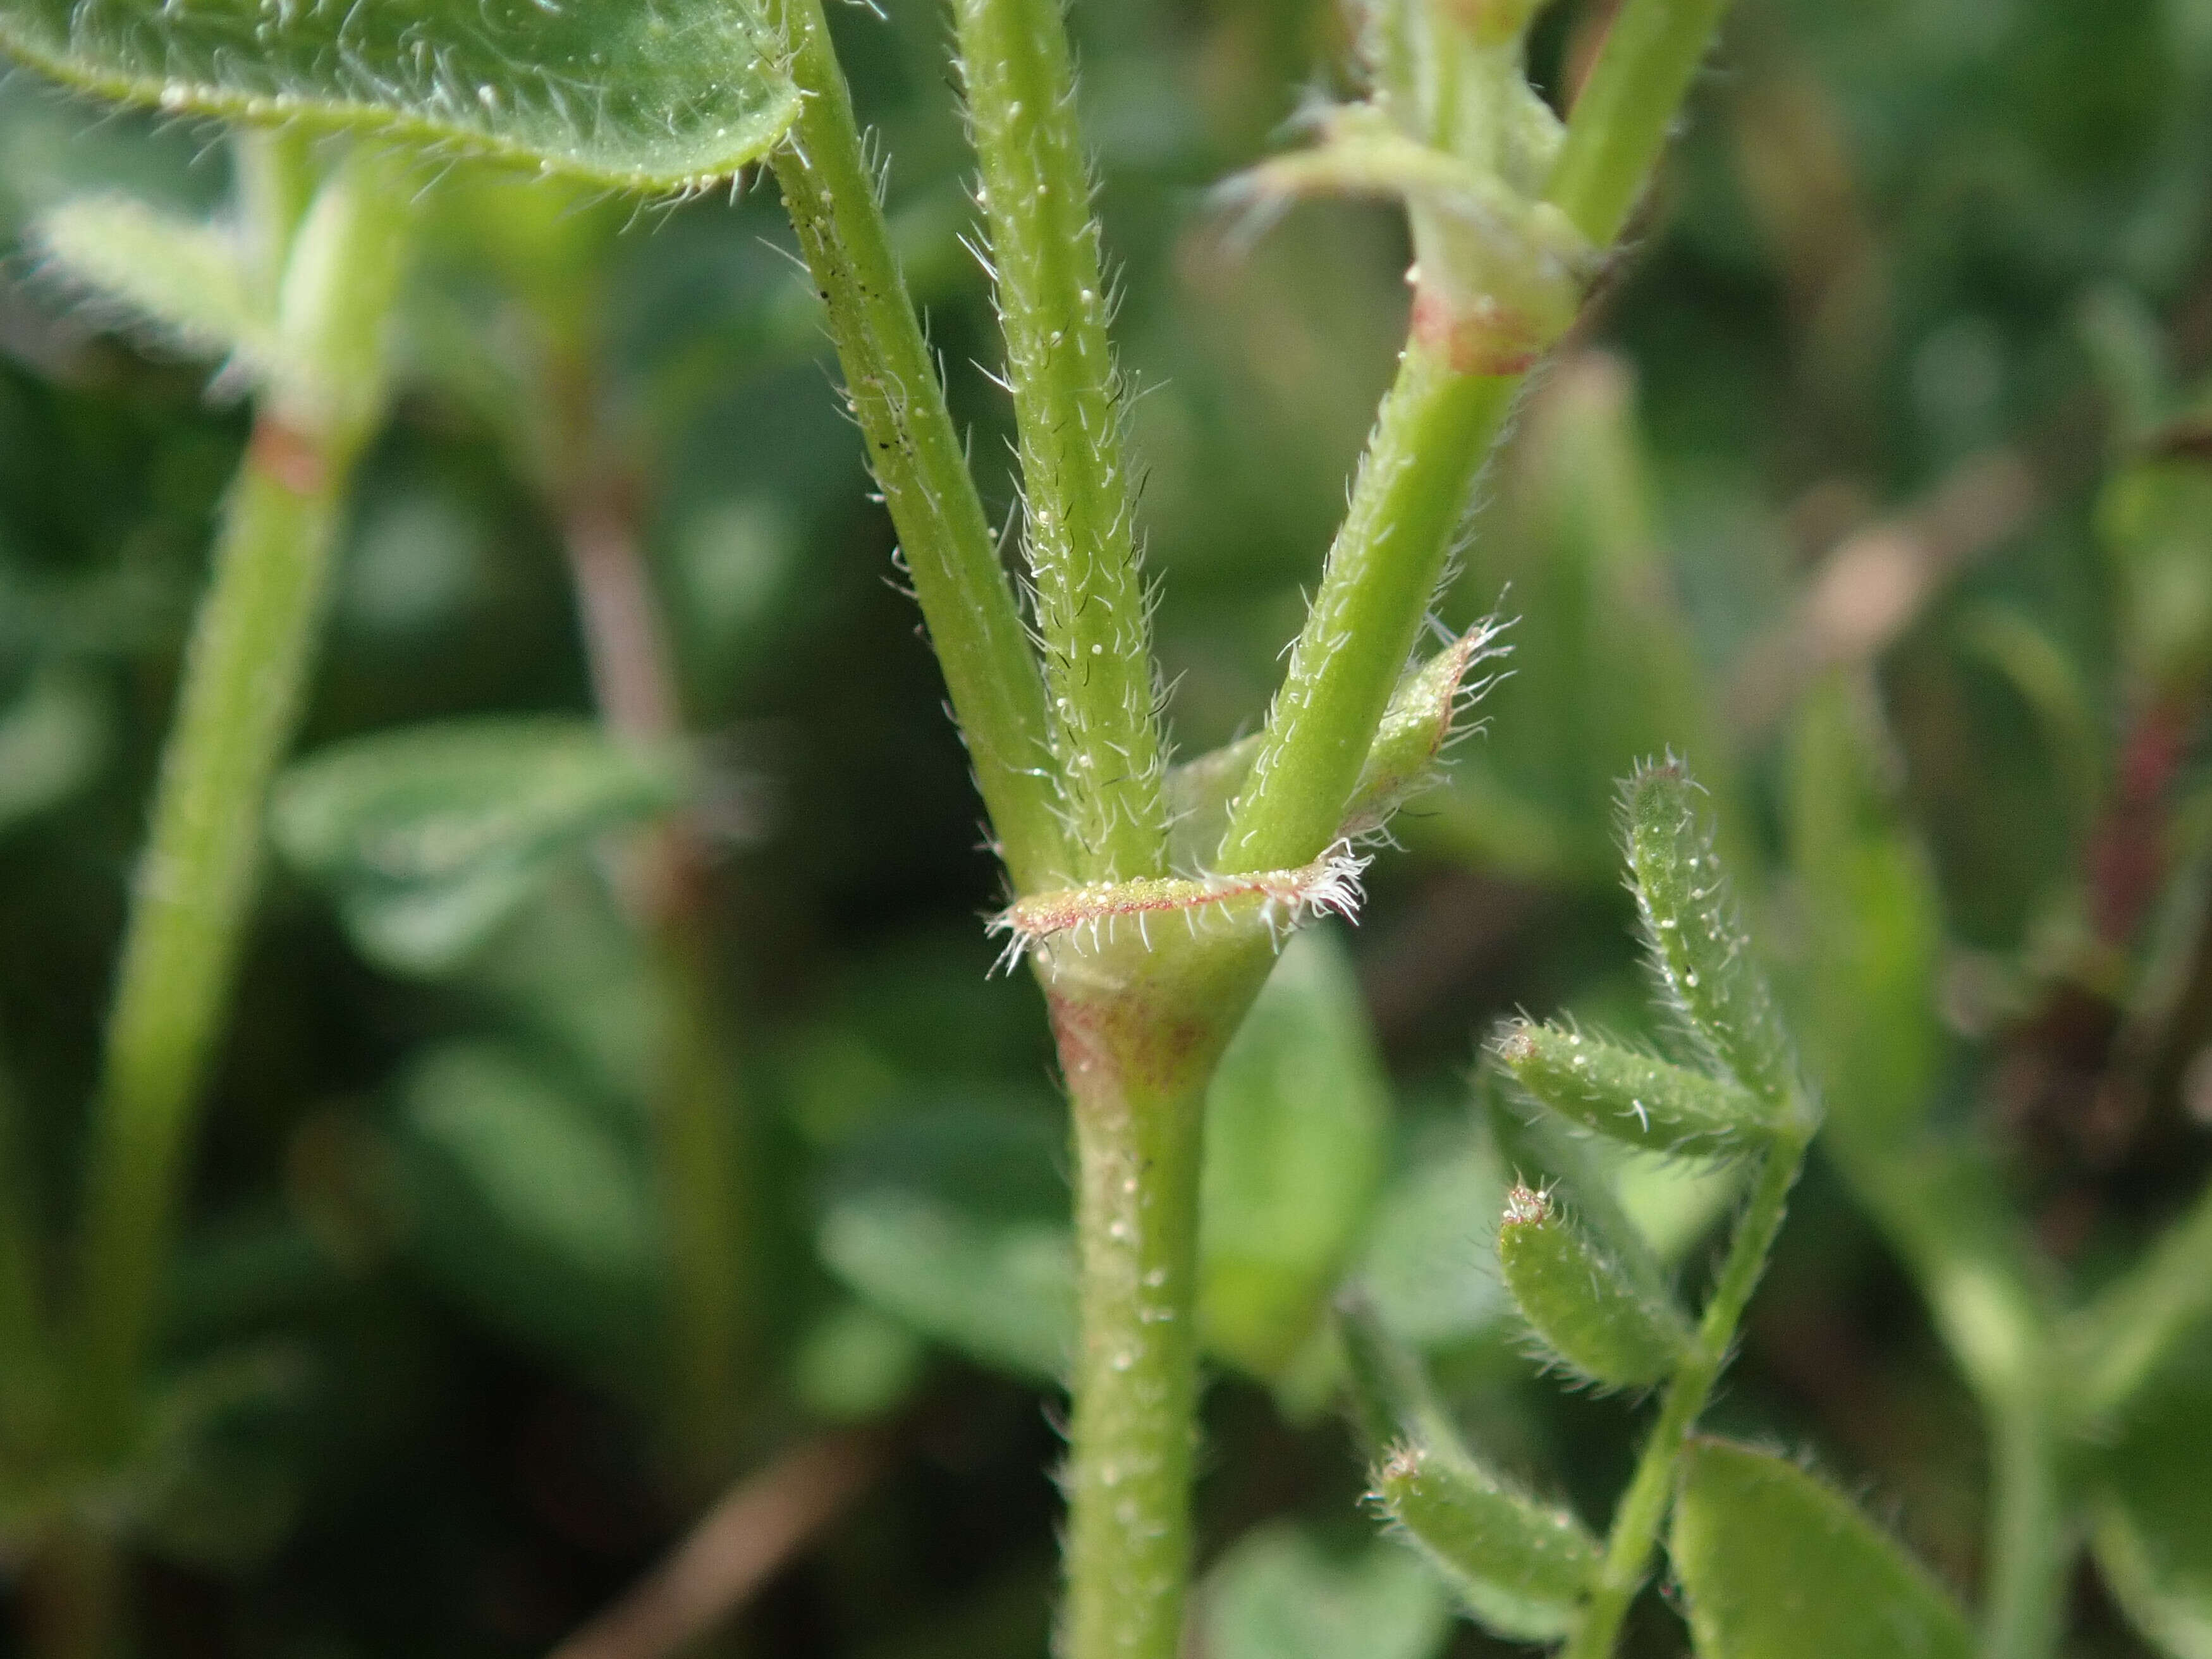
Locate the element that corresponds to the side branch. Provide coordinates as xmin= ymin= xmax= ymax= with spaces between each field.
xmin=763 ymin=0 xmax=1067 ymax=893
xmin=952 ymin=0 xmax=1170 ymax=883
xmin=1218 ymin=0 xmax=1743 ymax=873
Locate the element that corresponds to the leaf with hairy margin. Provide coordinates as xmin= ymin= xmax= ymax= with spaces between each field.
xmin=1672 ymin=1438 xmax=1972 ymax=1659
xmin=0 ymin=0 xmax=800 ymax=192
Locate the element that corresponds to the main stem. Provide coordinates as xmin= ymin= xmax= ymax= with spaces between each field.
xmin=1564 ymin=1127 xmax=1810 ymax=1659
xmin=70 ymin=149 xmax=406 ymax=1462
xmin=1062 ymin=1065 xmax=1209 ymax=1659
xmin=764 ymin=0 xmax=1746 ymax=1650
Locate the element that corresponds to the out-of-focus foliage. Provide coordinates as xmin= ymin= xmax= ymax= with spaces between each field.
xmin=0 ymin=0 xmax=2209 ymax=1652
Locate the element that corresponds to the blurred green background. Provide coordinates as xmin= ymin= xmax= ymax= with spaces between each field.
xmin=1 ymin=0 xmax=2209 ymax=1653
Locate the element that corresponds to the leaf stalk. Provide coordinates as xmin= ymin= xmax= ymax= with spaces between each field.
xmin=1563 ymin=1122 xmax=1812 ymax=1659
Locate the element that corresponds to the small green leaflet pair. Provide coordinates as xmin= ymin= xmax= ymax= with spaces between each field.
xmin=1350 ymin=762 xmax=1974 ymax=1656
xmin=1365 ymin=1426 xmax=1971 ymax=1658
xmin=0 ymin=0 xmax=799 ymax=193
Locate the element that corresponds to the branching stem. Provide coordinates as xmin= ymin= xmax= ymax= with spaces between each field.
xmin=1546 ymin=0 xmax=1733 ymax=246
xmin=1218 ymin=0 xmax=1740 ymax=873
xmin=769 ymin=1 xmax=1748 ymax=1651
xmin=1218 ymin=360 xmax=1515 ymax=871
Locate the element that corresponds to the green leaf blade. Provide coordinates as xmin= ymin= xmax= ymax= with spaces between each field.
xmin=2089 ymin=1352 xmax=2212 ymax=1659
xmin=1497 ymin=1184 xmax=1687 ymax=1387
xmin=392 ymin=1041 xmax=665 ymax=1385
xmin=1201 ymin=1523 xmax=1452 ymax=1659
xmin=817 ymin=1108 xmax=1075 ymax=1384
xmin=1372 ymin=1441 xmax=1599 ymax=1640
xmin=1620 ymin=761 xmax=1806 ymax=1118
xmin=0 ymin=0 xmax=802 ymax=192
xmin=1671 ymin=1438 xmax=1974 ymax=1659
xmin=1496 ymin=1020 xmax=1773 ymax=1158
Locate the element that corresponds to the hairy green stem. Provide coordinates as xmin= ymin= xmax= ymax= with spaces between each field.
xmin=73 ymin=460 xmax=343 ymax=1458
xmin=1565 ymin=1126 xmax=1810 ymax=1659
xmin=70 ymin=147 xmax=408 ymax=1462
xmin=1217 ymin=357 xmax=1516 ymax=871
xmin=1062 ymin=1067 xmax=1209 ymax=1659
xmin=231 ymin=127 xmax=314 ymax=303
xmin=1021 ymin=921 xmax=1274 ymax=1659
xmin=951 ymin=0 xmax=1167 ymax=882
xmin=764 ymin=0 xmax=1066 ymax=893
xmin=1218 ymin=0 xmax=1739 ymax=874
xmin=1546 ymin=0 xmax=1733 ymax=247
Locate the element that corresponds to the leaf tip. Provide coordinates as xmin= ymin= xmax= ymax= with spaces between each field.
xmin=1500 ymin=1182 xmax=1549 ymax=1230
